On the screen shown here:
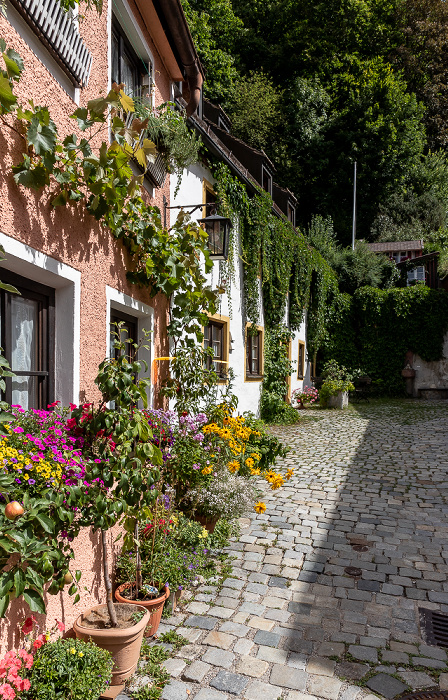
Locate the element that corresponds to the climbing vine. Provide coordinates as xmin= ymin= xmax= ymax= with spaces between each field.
xmin=211 ymin=163 xmax=338 ymax=419
xmin=0 ymin=41 xmax=219 ymax=344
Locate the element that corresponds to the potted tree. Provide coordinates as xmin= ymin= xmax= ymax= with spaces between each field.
xmin=72 ymin=329 xmax=165 ymax=685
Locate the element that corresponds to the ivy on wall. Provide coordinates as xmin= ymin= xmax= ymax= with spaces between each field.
xmin=322 ymin=286 xmax=448 ymax=394
xmin=212 ymin=162 xmax=338 ymax=418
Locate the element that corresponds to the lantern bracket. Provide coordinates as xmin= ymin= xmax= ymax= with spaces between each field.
xmin=163 ymin=194 xmax=219 ymax=228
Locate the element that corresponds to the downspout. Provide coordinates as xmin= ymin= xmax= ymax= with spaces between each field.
xmin=159 ymin=0 xmax=204 ymax=117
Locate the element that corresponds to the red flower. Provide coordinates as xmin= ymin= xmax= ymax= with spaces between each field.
xmin=181 ymin=411 xmax=188 ymax=417
xmin=66 ymin=418 xmax=77 ymax=429
xmin=47 ymin=401 xmax=60 ymax=409
xmin=21 ymin=617 xmax=36 ymax=635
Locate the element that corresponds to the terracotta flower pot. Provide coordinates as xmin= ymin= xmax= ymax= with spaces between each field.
xmin=73 ymin=603 xmax=149 ymax=686
xmin=194 ymin=513 xmax=219 ymax=533
xmin=115 ymin=583 xmax=170 ymax=637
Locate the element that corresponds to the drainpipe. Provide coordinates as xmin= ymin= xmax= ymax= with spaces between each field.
xmin=160 ymin=0 xmax=204 ymax=117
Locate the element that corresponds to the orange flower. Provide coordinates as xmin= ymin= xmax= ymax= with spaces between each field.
xmin=254 ymin=501 xmax=266 ymax=514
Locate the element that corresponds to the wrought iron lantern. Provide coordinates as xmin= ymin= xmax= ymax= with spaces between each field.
xmin=197 ymin=213 xmax=232 ymax=260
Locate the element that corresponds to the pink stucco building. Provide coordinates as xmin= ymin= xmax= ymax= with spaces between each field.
xmin=0 ymin=0 xmax=202 ymax=652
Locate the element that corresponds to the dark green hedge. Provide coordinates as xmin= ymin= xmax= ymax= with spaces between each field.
xmin=322 ymin=286 xmax=448 ymax=394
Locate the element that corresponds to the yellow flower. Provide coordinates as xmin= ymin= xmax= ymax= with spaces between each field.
xmin=202 ymin=466 xmax=213 ymax=475
xmin=245 ymin=457 xmax=254 ymax=469
xmin=253 ymin=453 xmax=261 ymax=461
xmin=70 ymin=647 xmax=76 ymax=655
xmin=270 ymin=475 xmax=284 ymax=490
xmin=264 ymin=470 xmax=276 ymax=483
xmin=78 ymin=651 xmax=84 ymax=658
xmin=228 ymin=460 xmax=240 ymax=473
xmin=250 ymin=467 xmax=261 ymax=476
xmin=286 ymin=468 xmax=294 ymax=480
xmin=254 ymin=502 xmax=266 ymax=514
xmin=200 ymin=528 xmax=208 ymax=538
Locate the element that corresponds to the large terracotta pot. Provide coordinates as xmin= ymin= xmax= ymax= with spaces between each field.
xmin=73 ymin=603 xmax=149 ymax=686
xmin=194 ymin=513 xmax=219 ymax=533
xmin=115 ymin=584 xmax=170 ymax=637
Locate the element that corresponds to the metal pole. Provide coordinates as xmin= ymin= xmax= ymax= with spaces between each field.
xmin=352 ymin=161 xmax=357 ymax=251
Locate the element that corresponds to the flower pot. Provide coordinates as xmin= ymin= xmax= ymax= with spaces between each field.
xmin=401 ymin=368 xmax=416 ymax=378
xmin=73 ymin=603 xmax=149 ymax=686
xmin=194 ymin=513 xmax=219 ymax=533
xmin=115 ymin=583 xmax=170 ymax=637
xmin=327 ymin=391 xmax=349 ymax=409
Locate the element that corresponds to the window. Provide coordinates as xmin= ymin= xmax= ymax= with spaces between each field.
xmin=0 ymin=271 xmax=54 ymax=410
xmin=110 ymin=310 xmax=137 ymax=362
xmin=246 ymin=328 xmax=263 ymax=380
xmin=262 ymin=166 xmax=272 ymax=195
xmin=112 ymin=19 xmax=148 ymax=98
xmin=298 ymin=341 xmax=305 ymax=379
xmin=204 ymin=319 xmax=227 ymax=378
xmin=287 ymin=203 xmax=296 ymax=227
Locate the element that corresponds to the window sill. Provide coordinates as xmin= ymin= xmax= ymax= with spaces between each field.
xmin=245 ymin=374 xmax=263 ymax=382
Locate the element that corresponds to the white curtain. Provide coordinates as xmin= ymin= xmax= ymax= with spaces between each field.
xmin=11 ymin=296 xmax=38 ymax=409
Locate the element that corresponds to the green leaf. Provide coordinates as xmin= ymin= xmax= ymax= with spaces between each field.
xmin=14 ymin=568 xmax=25 ymax=598
xmin=0 ymin=74 xmax=16 ymax=112
xmin=0 ymin=282 xmax=19 ymax=294
xmin=23 ymin=588 xmax=46 ymax=614
xmin=35 ymin=514 xmax=55 ymax=534
xmin=27 ymin=115 xmax=57 ymax=155
xmin=3 ymin=50 xmax=23 ymax=79
xmin=0 ymin=595 xmax=9 ymax=618
xmin=13 ymin=162 xmax=48 ymax=190
xmin=51 ymin=190 xmax=69 ymax=207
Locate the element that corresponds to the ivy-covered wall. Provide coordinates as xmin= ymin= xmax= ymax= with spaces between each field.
xmin=323 ymin=286 xmax=448 ymax=393
xmin=212 ymin=162 xmax=337 ymax=420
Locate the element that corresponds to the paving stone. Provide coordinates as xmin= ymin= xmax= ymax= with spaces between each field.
xmin=235 ymin=657 xmax=269 ymax=678
xmin=163 ymin=658 xmax=187 ymax=677
xmin=348 ymin=645 xmax=378 ymax=663
xmin=257 ymin=645 xmax=288 ymax=663
xmin=336 ymin=662 xmax=369 ymax=680
xmin=243 ymin=680 xmax=284 ymax=700
xmin=222 ymin=579 xmax=245 ymax=590
xmin=307 ymin=676 xmax=343 ymax=700
xmin=201 ymin=648 xmax=235 ymax=669
xmin=439 ymin=673 xmax=448 ymax=690
xmin=318 ymin=641 xmax=346 ymax=658
xmin=209 ymin=671 xmax=249 ymax=696
xmin=177 ymin=628 xmax=203 ymax=643
xmin=185 ymin=616 xmax=216 ymax=630
xmin=306 ymin=657 xmax=336 ymax=676
xmin=419 ymin=644 xmax=447 ymax=661
xmin=219 ymin=621 xmax=249 ymax=637
xmin=365 ymin=673 xmax=409 ymax=699
xmin=247 ymin=617 xmax=275 ymax=631
xmin=411 ymin=656 xmax=447 ymax=669
xmin=182 ymin=660 xmax=211 ymax=683
xmin=161 ymin=680 xmax=190 ymax=700
xmin=253 ymin=630 xmax=280 ymax=648
xmin=270 ymin=665 xmax=307 ymax=690
xmin=208 ymin=607 xmax=235 ymax=620
xmin=203 ymin=631 xmax=236 ymax=650
xmin=399 ymin=671 xmax=437 ymax=690
xmin=193 ymin=688 xmax=229 ymax=700
xmin=382 ymin=650 xmax=409 ymax=664
xmin=268 ymin=576 xmax=289 ymax=588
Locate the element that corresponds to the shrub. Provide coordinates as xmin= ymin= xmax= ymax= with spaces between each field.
xmin=24 ymin=638 xmax=113 ymax=700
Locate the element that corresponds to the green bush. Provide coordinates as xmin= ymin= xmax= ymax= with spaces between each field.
xmin=319 ymin=379 xmax=355 ymax=407
xmin=25 ymin=638 xmax=113 ymax=700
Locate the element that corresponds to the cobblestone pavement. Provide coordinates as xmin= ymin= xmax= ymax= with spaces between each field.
xmin=120 ymin=401 xmax=448 ymax=700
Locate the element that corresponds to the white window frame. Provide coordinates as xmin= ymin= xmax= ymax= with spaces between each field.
xmin=0 ymin=231 xmax=81 ymax=405
xmin=106 ymin=286 xmax=154 ymax=406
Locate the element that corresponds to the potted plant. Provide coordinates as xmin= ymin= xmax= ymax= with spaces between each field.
xmin=72 ymin=328 xmax=164 ymax=684
xmin=318 ymin=360 xmax=358 ymax=409
xmin=291 ymin=386 xmax=319 ymax=409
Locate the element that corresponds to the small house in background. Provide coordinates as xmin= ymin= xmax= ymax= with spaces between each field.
xmin=366 ymin=239 xmax=437 ymax=287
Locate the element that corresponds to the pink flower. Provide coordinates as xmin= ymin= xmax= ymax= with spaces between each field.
xmin=66 ymin=418 xmax=77 ymax=429
xmin=12 ymin=427 xmax=24 ymax=434
xmin=56 ymin=620 xmax=65 ymax=632
xmin=69 ymin=403 xmax=77 ymax=411
xmin=0 ymin=682 xmax=16 ymax=699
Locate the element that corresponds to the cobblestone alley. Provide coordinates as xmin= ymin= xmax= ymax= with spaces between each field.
xmin=127 ymin=401 xmax=448 ymax=700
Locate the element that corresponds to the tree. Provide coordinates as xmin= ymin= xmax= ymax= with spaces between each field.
xmin=226 ymin=72 xmax=281 ymax=151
